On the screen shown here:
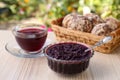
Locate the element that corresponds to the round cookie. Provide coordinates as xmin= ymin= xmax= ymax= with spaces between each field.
xmin=62 ymin=13 xmax=93 ymax=32
xmin=105 ymin=17 xmax=120 ymax=30
xmin=84 ymin=13 xmax=104 ymax=27
xmin=91 ymin=23 xmax=113 ymax=36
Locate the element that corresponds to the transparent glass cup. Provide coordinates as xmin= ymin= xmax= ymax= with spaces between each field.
xmin=12 ymin=23 xmax=48 ymax=54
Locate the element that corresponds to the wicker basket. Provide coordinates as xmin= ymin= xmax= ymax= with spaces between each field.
xmin=51 ymin=17 xmax=120 ymax=53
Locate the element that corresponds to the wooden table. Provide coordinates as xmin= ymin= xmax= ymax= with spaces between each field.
xmin=0 ymin=30 xmax=120 ymax=80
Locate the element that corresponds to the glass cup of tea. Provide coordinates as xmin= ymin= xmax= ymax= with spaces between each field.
xmin=12 ymin=23 xmax=48 ymax=54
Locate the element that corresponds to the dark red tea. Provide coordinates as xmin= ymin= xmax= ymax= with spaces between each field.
xmin=15 ymin=28 xmax=47 ymax=52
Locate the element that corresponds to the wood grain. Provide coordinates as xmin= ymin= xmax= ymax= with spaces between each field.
xmin=0 ymin=30 xmax=120 ymax=80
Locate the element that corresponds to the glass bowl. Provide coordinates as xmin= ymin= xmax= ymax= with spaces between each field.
xmin=44 ymin=42 xmax=94 ymax=74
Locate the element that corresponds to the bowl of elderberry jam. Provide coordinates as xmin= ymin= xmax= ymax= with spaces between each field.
xmin=44 ymin=42 xmax=94 ymax=74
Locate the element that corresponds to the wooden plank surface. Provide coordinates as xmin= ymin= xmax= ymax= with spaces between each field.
xmin=0 ymin=30 xmax=120 ymax=80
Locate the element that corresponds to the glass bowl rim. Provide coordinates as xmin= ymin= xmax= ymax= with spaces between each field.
xmin=43 ymin=41 xmax=94 ymax=62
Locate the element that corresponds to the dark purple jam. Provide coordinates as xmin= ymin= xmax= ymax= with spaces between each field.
xmin=46 ymin=42 xmax=91 ymax=60
xmin=15 ymin=28 xmax=47 ymax=52
xmin=45 ymin=42 xmax=93 ymax=74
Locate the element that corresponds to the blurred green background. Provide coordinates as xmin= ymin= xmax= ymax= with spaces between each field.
xmin=0 ymin=0 xmax=120 ymax=27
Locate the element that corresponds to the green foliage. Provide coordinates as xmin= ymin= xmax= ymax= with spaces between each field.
xmin=0 ymin=0 xmax=120 ymax=25
xmin=39 ymin=0 xmax=120 ymax=26
xmin=0 ymin=0 xmax=41 ymax=21
xmin=79 ymin=0 xmax=120 ymax=19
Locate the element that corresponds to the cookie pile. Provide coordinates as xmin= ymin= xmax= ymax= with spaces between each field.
xmin=62 ymin=13 xmax=120 ymax=36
